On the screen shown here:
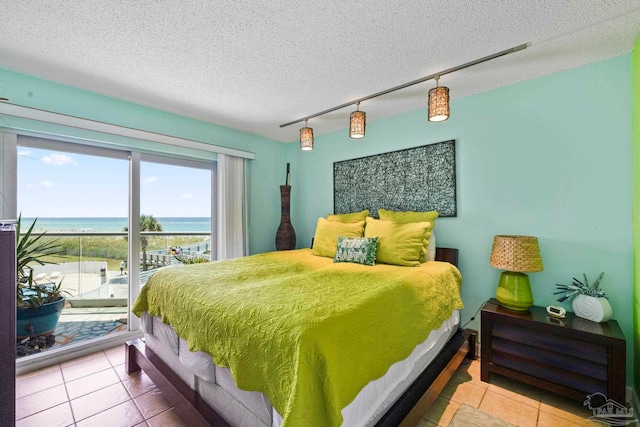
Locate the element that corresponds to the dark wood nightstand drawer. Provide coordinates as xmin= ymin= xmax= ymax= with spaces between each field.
xmin=491 ymin=336 xmax=608 ymax=381
xmin=492 ymin=322 xmax=608 ymax=364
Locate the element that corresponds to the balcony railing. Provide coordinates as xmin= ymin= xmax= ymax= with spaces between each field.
xmin=17 ymin=231 xmax=211 ymax=358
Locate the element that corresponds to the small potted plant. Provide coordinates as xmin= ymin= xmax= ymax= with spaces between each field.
xmin=554 ymin=272 xmax=612 ymax=323
xmin=16 ymin=215 xmax=68 ymax=343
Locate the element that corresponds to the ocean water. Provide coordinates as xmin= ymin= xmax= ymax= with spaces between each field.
xmin=21 ymin=217 xmax=211 ymax=233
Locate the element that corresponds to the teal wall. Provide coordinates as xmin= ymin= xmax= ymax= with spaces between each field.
xmin=287 ymin=55 xmax=635 ymax=385
xmin=0 ymin=68 xmax=286 ymax=255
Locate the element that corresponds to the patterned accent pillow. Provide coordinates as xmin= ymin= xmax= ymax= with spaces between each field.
xmin=334 ymin=236 xmax=379 ymax=266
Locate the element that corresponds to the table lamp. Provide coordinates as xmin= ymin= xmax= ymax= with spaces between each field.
xmin=489 ymin=235 xmax=543 ymax=311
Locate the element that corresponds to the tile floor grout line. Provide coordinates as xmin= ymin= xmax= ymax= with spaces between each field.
xmin=70 ymin=381 xmax=133 ymax=423
xmin=15 ymin=381 xmax=68 ymax=421
xmin=477 ymin=384 xmax=489 ymax=409
xmin=15 ymin=401 xmax=74 ymax=425
xmin=140 ymin=400 xmax=174 ymax=423
xmin=15 ymin=367 xmax=59 ymax=400
xmin=63 ymin=365 xmax=117 ymax=387
xmin=61 ymin=362 xmax=79 ymax=426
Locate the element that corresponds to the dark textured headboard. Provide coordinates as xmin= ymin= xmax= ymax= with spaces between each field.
xmin=435 ymin=247 xmax=459 ymax=267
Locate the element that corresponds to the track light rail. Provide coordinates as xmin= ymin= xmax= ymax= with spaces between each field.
xmin=279 ymin=43 xmax=529 ymax=128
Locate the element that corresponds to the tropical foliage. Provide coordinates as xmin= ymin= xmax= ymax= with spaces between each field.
xmin=554 ymin=272 xmax=607 ymax=302
xmin=16 ymin=215 xmax=67 ymax=308
xmin=140 ymin=214 xmax=163 ymax=270
xmin=124 ymin=214 xmax=164 ymax=271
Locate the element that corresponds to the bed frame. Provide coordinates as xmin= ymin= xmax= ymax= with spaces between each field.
xmin=125 ymin=247 xmax=475 ymax=427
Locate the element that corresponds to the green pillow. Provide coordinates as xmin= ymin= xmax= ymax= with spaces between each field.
xmin=312 ymin=218 xmax=365 ymax=258
xmin=364 ymin=218 xmax=430 ymax=267
xmin=378 ymin=208 xmax=439 ymax=228
xmin=378 ymin=209 xmax=438 ymax=263
xmin=334 ymin=236 xmax=378 ymax=266
xmin=327 ymin=209 xmax=370 ymax=223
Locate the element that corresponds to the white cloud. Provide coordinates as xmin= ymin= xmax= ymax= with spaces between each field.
xmin=25 ymin=183 xmax=34 ymax=189
xmin=39 ymin=181 xmax=55 ymax=188
xmin=181 ymin=193 xmax=193 ymax=199
xmin=18 ymin=150 xmax=31 ymax=157
xmin=143 ymin=176 xmax=158 ymax=184
xmin=42 ymin=153 xmax=76 ymax=166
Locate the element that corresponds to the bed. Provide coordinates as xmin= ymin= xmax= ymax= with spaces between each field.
xmin=126 ymin=243 xmax=470 ymax=427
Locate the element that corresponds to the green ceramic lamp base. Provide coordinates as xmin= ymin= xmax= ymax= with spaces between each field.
xmin=495 ymin=271 xmax=533 ymax=311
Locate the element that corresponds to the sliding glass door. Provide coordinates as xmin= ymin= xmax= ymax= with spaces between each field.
xmin=10 ymin=133 xmax=216 ymax=365
xmin=16 ymin=140 xmax=130 ymax=358
xmin=138 ymin=156 xmax=213 ymax=285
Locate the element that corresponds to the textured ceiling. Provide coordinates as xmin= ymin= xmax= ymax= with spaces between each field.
xmin=1 ymin=1 xmax=639 ymax=143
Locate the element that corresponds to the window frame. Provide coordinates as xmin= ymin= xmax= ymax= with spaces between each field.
xmin=5 ymin=129 xmax=218 ymax=371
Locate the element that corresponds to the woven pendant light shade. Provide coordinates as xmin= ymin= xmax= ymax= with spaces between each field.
xmin=490 ymin=235 xmax=543 ymax=272
xmin=300 ymin=124 xmax=314 ymax=150
xmin=428 ymin=86 xmax=450 ymax=122
xmin=349 ymin=108 xmax=366 ymax=139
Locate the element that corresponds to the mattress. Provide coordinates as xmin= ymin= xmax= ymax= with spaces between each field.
xmin=141 ymin=309 xmax=459 ymax=427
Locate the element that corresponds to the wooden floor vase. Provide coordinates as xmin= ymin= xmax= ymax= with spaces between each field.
xmin=276 ymin=185 xmax=296 ymax=250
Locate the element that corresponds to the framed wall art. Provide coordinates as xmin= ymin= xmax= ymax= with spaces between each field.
xmin=333 ymin=140 xmax=456 ymax=217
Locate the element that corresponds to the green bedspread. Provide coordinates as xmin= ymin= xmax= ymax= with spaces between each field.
xmin=132 ymin=248 xmax=463 ymax=427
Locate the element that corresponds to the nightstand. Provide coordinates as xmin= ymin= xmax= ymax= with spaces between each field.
xmin=480 ymin=299 xmax=626 ymax=404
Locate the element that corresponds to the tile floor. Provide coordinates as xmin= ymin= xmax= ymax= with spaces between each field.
xmin=421 ymin=359 xmax=611 ymax=427
xmin=16 ymin=344 xmax=186 ymax=427
xmin=16 ymin=349 xmax=606 ymax=427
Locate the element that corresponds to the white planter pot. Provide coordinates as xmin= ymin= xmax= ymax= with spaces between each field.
xmin=572 ymin=294 xmax=612 ymax=323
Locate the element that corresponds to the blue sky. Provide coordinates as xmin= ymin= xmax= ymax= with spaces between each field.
xmin=17 ymin=147 xmax=211 ymax=217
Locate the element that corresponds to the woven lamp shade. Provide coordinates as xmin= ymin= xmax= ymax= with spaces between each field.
xmin=490 ymin=235 xmax=543 ymax=273
xmin=428 ymin=86 xmax=450 ymax=122
xmin=300 ymin=126 xmax=314 ymax=150
xmin=349 ymin=110 xmax=366 ymax=139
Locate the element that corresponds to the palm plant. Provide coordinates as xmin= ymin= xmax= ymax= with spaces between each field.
xmin=19 ymin=274 xmax=69 ymax=308
xmin=124 ymin=214 xmax=164 ymax=271
xmin=16 ymin=214 xmax=66 ymax=308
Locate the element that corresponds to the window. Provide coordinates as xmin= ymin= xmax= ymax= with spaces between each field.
xmin=138 ymin=156 xmax=213 ymax=284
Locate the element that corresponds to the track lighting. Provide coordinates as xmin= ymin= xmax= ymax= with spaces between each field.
xmin=428 ymin=76 xmax=450 ymax=122
xmin=281 ymin=43 xmax=529 ymax=145
xmin=300 ymin=119 xmax=314 ymax=150
xmin=349 ymin=102 xmax=366 ymax=139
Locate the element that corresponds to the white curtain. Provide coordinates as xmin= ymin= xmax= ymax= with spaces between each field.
xmin=216 ymin=154 xmax=247 ymax=259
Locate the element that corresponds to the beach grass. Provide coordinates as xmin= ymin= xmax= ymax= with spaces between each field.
xmin=33 ymin=235 xmax=207 ymax=271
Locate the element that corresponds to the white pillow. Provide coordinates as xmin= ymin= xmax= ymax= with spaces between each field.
xmin=427 ymin=233 xmax=437 ymax=261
